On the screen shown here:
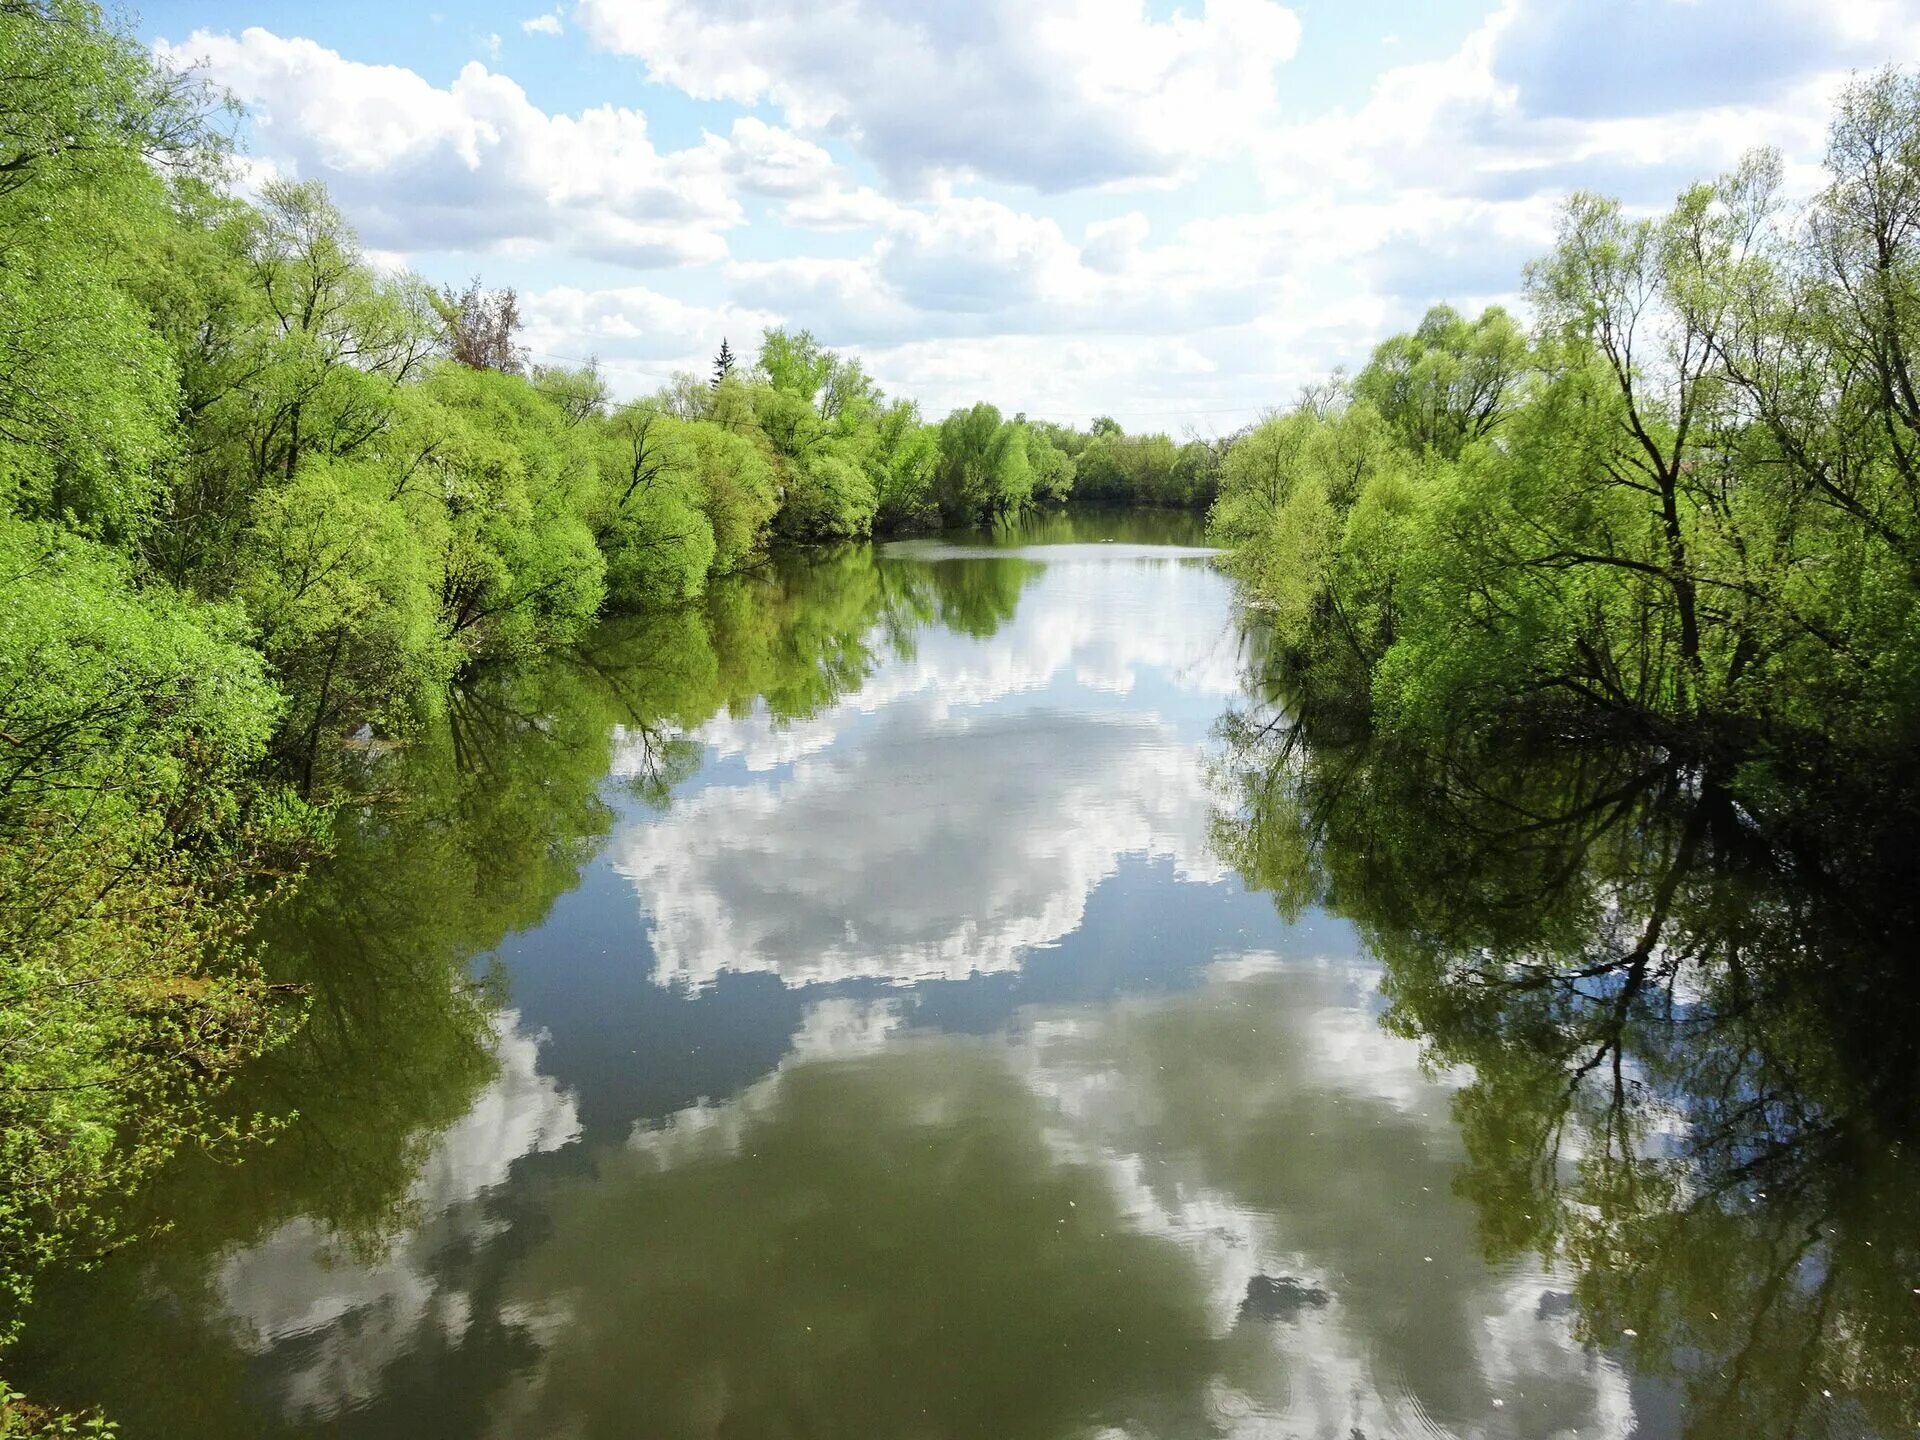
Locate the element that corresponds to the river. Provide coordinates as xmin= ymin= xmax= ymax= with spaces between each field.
xmin=13 ymin=511 xmax=1919 ymax=1438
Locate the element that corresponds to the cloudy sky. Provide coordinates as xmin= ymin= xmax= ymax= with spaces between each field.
xmin=142 ymin=0 xmax=1916 ymax=430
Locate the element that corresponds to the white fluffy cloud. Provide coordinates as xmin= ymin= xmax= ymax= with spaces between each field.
xmin=700 ymin=116 xmax=839 ymax=198
xmin=154 ymin=28 xmax=840 ymax=267
xmin=709 ymin=192 xmax=1404 ymax=419
xmin=574 ymin=0 xmax=1303 ymax=190
xmin=1490 ymin=0 xmax=1911 ymax=121
xmin=729 ymin=196 xmax=1298 ymax=347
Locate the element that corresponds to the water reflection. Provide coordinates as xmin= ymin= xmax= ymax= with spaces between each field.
xmin=216 ymin=1012 xmax=579 ymax=1425
xmin=1006 ymin=954 xmax=1637 ymax=1438
xmin=612 ymin=528 xmax=1236 ymax=992
xmin=1211 ymin=685 xmax=1920 ymax=1438
xmin=12 ymin=511 xmax=1920 ymax=1440
xmin=620 ymin=706 xmax=1221 ymax=989
xmin=493 ymin=1023 xmax=1224 ymax=1440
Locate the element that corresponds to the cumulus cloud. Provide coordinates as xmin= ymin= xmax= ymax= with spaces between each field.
xmin=520 ymin=11 xmax=562 ymax=37
xmin=528 ymin=185 xmax=1409 ymax=420
xmin=728 ymin=193 xmax=1304 ymax=351
xmin=1081 ymin=211 xmax=1151 ymax=275
xmin=707 ymin=0 xmax=1909 ymax=395
xmin=861 ymin=331 xmax=1265 ymax=430
xmin=1365 ymin=197 xmax=1556 ymax=306
xmin=1258 ymin=0 xmax=1910 ymax=211
xmin=573 ymin=0 xmax=1303 ymax=190
xmin=1216 ymin=0 xmax=1916 ymax=366
xmin=877 ymin=198 xmax=1078 ymax=313
xmin=780 ymin=181 xmax=905 ymax=233
xmin=720 ymin=198 xmax=1369 ymax=419
xmin=699 ymin=116 xmax=839 ymax=197
xmin=153 ymin=27 xmax=777 ymax=266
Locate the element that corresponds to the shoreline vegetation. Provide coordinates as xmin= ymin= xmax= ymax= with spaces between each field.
xmin=3 ymin=0 xmax=1919 ymax=1429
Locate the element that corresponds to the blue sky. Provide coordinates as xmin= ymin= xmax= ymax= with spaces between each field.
xmin=139 ymin=0 xmax=1916 ymax=430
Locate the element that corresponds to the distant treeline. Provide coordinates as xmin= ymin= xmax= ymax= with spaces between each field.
xmin=1026 ymin=418 xmax=1225 ymax=511
xmin=1213 ymin=67 xmax=1920 ymax=773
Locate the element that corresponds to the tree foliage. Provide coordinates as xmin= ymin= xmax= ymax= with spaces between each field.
xmin=1213 ymin=70 xmax=1920 ymax=767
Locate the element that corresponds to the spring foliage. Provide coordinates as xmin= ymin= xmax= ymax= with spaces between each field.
xmin=1213 ymin=70 xmax=1920 ymax=765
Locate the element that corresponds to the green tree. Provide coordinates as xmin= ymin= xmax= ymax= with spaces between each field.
xmin=0 ymin=0 xmax=209 ymax=540
xmin=415 ymin=363 xmax=606 ymax=661
xmin=532 ymin=359 xmax=609 ymax=427
xmin=1027 ymin=428 xmax=1075 ymax=505
xmin=0 ymin=514 xmax=297 ymax=1344
xmin=685 ymin=417 xmax=778 ymax=569
xmin=590 ymin=403 xmax=715 ymax=605
xmin=1352 ymin=304 xmax=1528 ymax=460
xmin=755 ymin=327 xmax=834 ymax=402
xmin=934 ymin=403 xmax=1048 ymax=522
xmin=869 ymin=400 xmax=940 ymax=530
xmin=1213 ymin=77 xmax=1920 ymax=759
xmin=233 ymin=458 xmax=453 ymax=791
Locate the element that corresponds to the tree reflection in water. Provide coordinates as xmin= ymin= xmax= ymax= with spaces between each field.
xmin=1212 ymin=676 xmax=1920 ymax=1439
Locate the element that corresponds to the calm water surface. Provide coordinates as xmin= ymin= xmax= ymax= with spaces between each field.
xmin=15 ymin=511 xmax=1919 ymax=1438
